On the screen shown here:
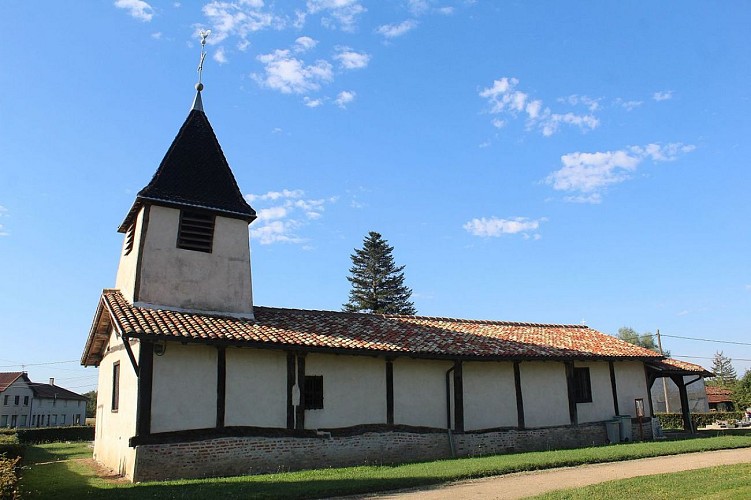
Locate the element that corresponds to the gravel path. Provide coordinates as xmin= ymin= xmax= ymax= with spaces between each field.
xmin=370 ymin=447 xmax=751 ymax=499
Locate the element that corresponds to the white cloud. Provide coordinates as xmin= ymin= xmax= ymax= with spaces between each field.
xmin=201 ymin=0 xmax=281 ymax=45
xmin=437 ymin=6 xmax=454 ymax=15
xmin=114 ymin=0 xmax=154 ymax=22
xmin=334 ymin=47 xmax=370 ymax=69
xmin=407 ymin=0 xmax=430 ymax=15
xmin=376 ymin=20 xmax=418 ymax=38
xmin=335 ymin=90 xmax=356 ymax=108
xmin=304 ymin=96 xmax=324 ymax=107
xmin=306 ymin=0 xmax=366 ymax=32
xmin=463 ymin=216 xmax=546 ymax=239
xmin=246 ymin=189 xmax=335 ymax=244
xmin=237 ymin=39 xmax=250 ymax=51
xmin=151 ymin=32 xmax=162 ymax=40
xmin=294 ymin=36 xmax=318 ymax=52
xmin=254 ymin=49 xmax=333 ymax=94
xmin=653 ymin=90 xmax=673 ymax=101
xmin=545 ymin=143 xmax=696 ymax=203
xmin=614 ymin=98 xmax=643 ymax=111
xmin=213 ymin=46 xmax=228 ymax=64
xmin=480 ymin=77 xmax=599 ymax=136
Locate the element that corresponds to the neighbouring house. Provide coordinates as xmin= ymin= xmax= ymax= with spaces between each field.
xmin=706 ymin=386 xmax=734 ymax=412
xmin=0 ymin=372 xmax=88 ymax=428
xmin=651 ymin=373 xmax=710 ymax=414
xmin=80 ymin=82 xmax=711 ymax=482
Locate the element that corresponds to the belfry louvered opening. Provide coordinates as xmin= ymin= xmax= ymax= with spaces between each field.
xmin=177 ymin=210 xmax=215 ymax=253
xmin=123 ymin=222 xmax=136 ymax=256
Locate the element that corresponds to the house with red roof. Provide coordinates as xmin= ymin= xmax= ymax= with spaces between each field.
xmin=80 ymin=76 xmax=711 ymax=482
xmin=706 ymin=385 xmax=735 ymax=412
xmin=1 ymin=372 xmax=87 ymax=428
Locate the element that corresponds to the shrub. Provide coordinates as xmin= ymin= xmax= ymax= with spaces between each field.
xmin=0 ymin=456 xmax=20 ymax=500
xmin=0 ymin=435 xmax=22 ymax=461
xmin=16 ymin=426 xmax=94 ymax=444
xmin=656 ymin=411 xmax=745 ymax=430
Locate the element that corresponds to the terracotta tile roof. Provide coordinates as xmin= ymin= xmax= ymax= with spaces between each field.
xmin=706 ymin=385 xmax=734 ymax=404
xmin=82 ymin=290 xmax=665 ymax=366
xmin=0 ymin=372 xmax=27 ymax=392
xmin=118 ymin=109 xmax=255 ymax=232
xmin=647 ymin=358 xmax=713 ymax=376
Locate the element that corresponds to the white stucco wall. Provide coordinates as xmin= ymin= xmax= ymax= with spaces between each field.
xmin=114 ymin=206 xmax=145 ymax=303
xmin=614 ymin=361 xmax=651 ymax=417
xmin=574 ymin=361 xmax=616 ymax=423
xmin=304 ymin=354 xmax=387 ymax=429
xmin=225 ymin=348 xmax=287 ymax=428
xmin=136 ymin=206 xmax=253 ymax=314
xmin=393 ymin=358 xmax=452 ymax=428
xmin=31 ymin=397 xmax=85 ymax=427
xmin=520 ymin=362 xmax=570 ymax=428
xmin=93 ymin=329 xmax=139 ymax=478
xmin=463 ymin=361 xmax=518 ymax=431
xmin=0 ymin=379 xmax=33 ymax=427
xmin=151 ymin=343 xmax=217 ymax=433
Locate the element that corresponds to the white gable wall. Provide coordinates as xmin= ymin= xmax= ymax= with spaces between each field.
xmin=463 ymin=361 xmax=517 ymax=431
xmin=614 ymin=361 xmax=651 ymax=417
xmin=225 ymin=348 xmax=287 ymax=428
xmin=520 ymin=362 xmax=570 ymax=428
xmin=93 ymin=329 xmax=138 ymax=478
xmin=305 ymin=353 xmax=387 ymax=429
xmin=393 ymin=358 xmax=452 ymax=428
xmin=115 ymin=207 xmax=146 ymax=302
xmin=151 ymin=343 xmax=218 ymax=433
xmin=0 ymin=378 xmax=33 ymax=427
xmin=574 ymin=361 xmax=616 ymax=423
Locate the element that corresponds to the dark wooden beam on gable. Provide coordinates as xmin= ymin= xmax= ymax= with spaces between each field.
xmin=453 ymin=361 xmax=464 ymax=432
xmin=565 ymin=362 xmax=578 ymax=425
xmin=609 ymin=361 xmax=620 ymax=416
xmin=286 ymin=353 xmax=295 ymax=429
xmin=386 ymin=359 xmax=394 ymax=425
xmin=135 ymin=341 xmax=154 ymax=437
xmin=295 ymin=355 xmax=306 ymax=430
xmin=513 ymin=361 xmax=525 ymax=429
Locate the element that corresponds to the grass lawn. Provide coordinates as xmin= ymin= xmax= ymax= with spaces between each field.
xmin=16 ymin=434 xmax=751 ymax=499
xmin=532 ymin=463 xmax=751 ymax=499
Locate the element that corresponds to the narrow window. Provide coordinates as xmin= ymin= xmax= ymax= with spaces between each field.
xmin=111 ymin=362 xmax=120 ymax=412
xmin=52 ymin=415 xmax=57 ymax=425
xmin=14 ymin=396 xmax=19 ymax=406
xmin=20 ymin=415 xmax=27 ymax=427
xmin=123 ymin=222 xmax=136 ymax=256
xmin=304 ymin=376 xmax=324 ymax=410
xmin=61 ymin=415 xmax=66 ymax=425
xmin=176 ymin=210 xmax=215 ymax=253
xmin=10 ymin=415 xmax=17 ymax=427
xmin=0 ymin=415 xmax=7 ymax=426
xmin=2 ymin=395 xmax=7 ymax=405
xmin=573 ymin=367 xmax=592 ymax=403
xmin=23 ymin=396 xmax=29 ymax=406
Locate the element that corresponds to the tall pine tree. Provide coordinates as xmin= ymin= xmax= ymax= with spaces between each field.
xmin=709 ymin=351 xmax=737 ymax=386
xmin=343 ymin=231 xmax=416 ymax=315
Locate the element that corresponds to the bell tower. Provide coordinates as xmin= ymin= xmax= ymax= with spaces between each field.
xmin=114 ymin=31 xmax=256 ymax=317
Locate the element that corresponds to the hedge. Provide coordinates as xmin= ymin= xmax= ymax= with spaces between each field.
xmin=15 ymin=426 xmax=94 ymax=444
xmin=656 ymin=411 xmax=746 ymax=430
xmin=0 ymin=456 xmax=20 ymax=500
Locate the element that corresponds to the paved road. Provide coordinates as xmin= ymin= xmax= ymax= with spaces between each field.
xmin=371 ymin=448 xmax=751 ymax=499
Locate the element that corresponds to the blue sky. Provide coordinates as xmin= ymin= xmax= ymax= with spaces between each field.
xmin=1 ymin=1 xmax=750 ymax=393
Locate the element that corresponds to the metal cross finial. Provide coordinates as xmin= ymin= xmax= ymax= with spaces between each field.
xmin=196 ymin=29 xmax=211 ymax=91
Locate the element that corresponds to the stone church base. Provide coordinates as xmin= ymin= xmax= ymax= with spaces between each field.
xmin=131 ymin=420 xmax=653 ymax=482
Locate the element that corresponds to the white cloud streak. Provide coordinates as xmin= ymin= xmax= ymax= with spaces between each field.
xmin=254 ymin=49 xmax=333 ymax=94
xmin=653 ymin=90 xmax=673 ymax=101
xmin=201 ymin=0 xmax=282 ymax=45
xmin=306 ymin=0 xmax=366 ymax=32
xmin=545 ymin=143 xmax=696 ymax=203
xmin=294 ymin=36 xmax=318 ymax=52
xmin=335 ymin=90 xmax=355 ymax=108
xmin=334 ymin=47 xmax=370 ymax=69
xmin=463 ymin=216 xmax=546 ymax=239
xmin=479 ymin=77 xmax=599 ymax=136
xmin=246 ymin=189 xmax=335 ymax=244
xmin=376 ymin=20 xmax=418 ymax=38
xmin=114 ymin=0 xmax=154 ymax=22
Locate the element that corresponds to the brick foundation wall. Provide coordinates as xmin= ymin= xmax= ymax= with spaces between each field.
xmin=132 ymin=420 xmax=652 ymax=482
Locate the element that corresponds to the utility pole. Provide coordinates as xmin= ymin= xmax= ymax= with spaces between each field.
xmin=657 ymin=329 xmax=670 ymax=413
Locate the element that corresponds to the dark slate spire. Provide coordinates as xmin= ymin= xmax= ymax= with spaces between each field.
xmin=118 ymin=28 xmax=254 ymax=232
xmin=118 ymin=106 xmax=256 ymax=232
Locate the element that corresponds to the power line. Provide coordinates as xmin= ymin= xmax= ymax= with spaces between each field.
xmin=661 ymin=334 xmax=751 ymax=347
xmin=674 ymin=355 xmax=751 ymax=362
xmin=0 ymin=360 xmax=79 ymax=369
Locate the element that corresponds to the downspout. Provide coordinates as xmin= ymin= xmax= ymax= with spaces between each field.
xmin=445 ymin=365 xmax=456 ymax=458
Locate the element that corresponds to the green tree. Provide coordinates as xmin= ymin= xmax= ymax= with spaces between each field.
xmin=709 ymin=351 xmax=737 ymax=386
xmin=733 ymin=370 xmax=751 ymax=411
xmin=83 ymin=390 xmax=97 ymax=419
xmin=343 ymin=231 xmax=417 ymax=315
xmin=617 ymin=327 xmax=668 ymax=356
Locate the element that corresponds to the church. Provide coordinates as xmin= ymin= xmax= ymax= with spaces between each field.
xmin=80 ymin=54 xmax=709 ymax=482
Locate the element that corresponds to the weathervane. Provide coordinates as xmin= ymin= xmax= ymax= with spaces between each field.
xmin=196 ymin=30 xmax=211 ymax=91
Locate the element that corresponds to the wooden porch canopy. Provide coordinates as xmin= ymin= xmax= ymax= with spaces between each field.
xmin=646 ymin=358 xmax=713 ymax=432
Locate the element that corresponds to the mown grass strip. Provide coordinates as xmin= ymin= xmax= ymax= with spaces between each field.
xmin=17 ymin=434 xmax=751 ymax=499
